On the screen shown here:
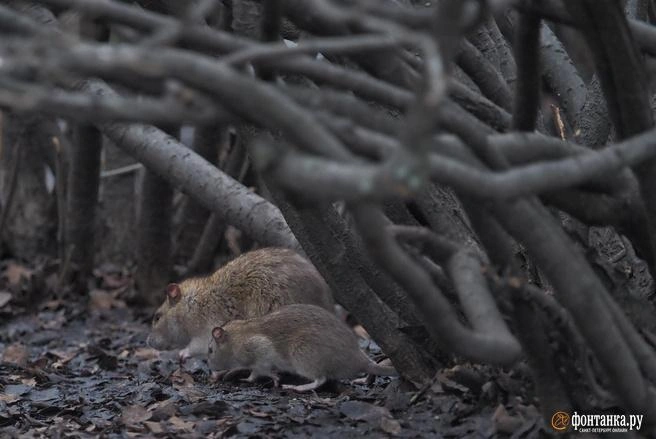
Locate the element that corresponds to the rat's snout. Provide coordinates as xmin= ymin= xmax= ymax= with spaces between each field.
xmin=146 ymin=332 xmax=165 ymax=350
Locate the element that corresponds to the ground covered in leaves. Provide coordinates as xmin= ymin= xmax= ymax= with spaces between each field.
xmin=0 ymin=260 xmax=543 ymax=438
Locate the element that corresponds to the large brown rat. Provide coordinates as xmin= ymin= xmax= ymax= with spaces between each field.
xmin=147 ymin=248 xmax=334 ymax=360
xmin=207 ymin=304 xmax=397 ymax=392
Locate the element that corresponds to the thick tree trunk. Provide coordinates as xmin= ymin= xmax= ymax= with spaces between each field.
xmin=63 ymin=19 xmax=108 ymax=286
xmin=173 ymin=125 xmax=222 ymax=264
xmin=136 ymin=166 xmax=174 ymax=303
xmin=96 ymin=139 xmax=139 ymax=266
xmin=65 ymin=124 xmax=102 ymax=283
xmin=84 ymin=79 xmax=298 ymax=251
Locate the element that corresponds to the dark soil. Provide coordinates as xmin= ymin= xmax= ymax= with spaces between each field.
xmin=0 ymin=260 xmax=544 ymax=438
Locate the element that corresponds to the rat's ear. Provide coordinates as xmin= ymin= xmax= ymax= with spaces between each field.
xmin=166 ymin=283 xmax=181 ymax=303
xmin=212 ymin=326 xmax=225 ymax=342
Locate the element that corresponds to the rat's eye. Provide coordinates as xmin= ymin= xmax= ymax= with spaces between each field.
xmin=208 ymin=345 xmax=213 ymax=354
xmin=153 ymin=312 xmax=162 ymax=324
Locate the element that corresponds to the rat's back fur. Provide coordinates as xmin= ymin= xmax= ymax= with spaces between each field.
xmin=148 ymin=248 xmax=334 ymax=358
xmin=208 ymin=304 xmax=396 ymax=388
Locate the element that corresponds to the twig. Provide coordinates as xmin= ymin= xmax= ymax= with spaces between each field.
xmin=53 ymin=136 xmax=67 ymax=263
xmin=100 ymin=163 xmax=143 ymax=178
xmin=222 ymin=35 xmax=403 ymax=67
xmin=550 ymin=104 xmax=566 ymax=140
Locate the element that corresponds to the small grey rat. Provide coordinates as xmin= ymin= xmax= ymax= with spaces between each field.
xmin=147 ymin=248 xmax=334 ymax=360
xmin=207 ymin=304 xmax=397 ymax=392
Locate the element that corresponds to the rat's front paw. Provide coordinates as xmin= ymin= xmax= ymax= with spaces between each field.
xmin=178 ymin=348 xmax=191 ymax=362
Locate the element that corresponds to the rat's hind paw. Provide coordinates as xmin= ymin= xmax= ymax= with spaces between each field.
xmin=282 ymin=377 xmax=326 ymax=393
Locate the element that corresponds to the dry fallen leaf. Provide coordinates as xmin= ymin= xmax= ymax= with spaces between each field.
xmin=20 ymin=378 xmax=36 ymax=387
xmin=340 ymin=400 xmax=393 ymax=423
xmin=3 ymin=262 xmax=32 ymax=285
xmin=492 ymin=404 xmax=523 ymax=434
xmin=89 ymin=289 xmax=126 ymax=312
xmin=148 ymin=399 xmax=177 ymax=421
xmin=175 ymin=386 xmax=206 ymax=403
xmin=0 ymin=291 xmax=11 ymax=308
xmin=101 ymin=272 xmax=129 ymax=289
xmin=42 ymin=312 xmax=67 ymax=330
xmin=121 ymin=404 xmax=152 ymax=426
xmin=41 ymin=299 xmax=63 ymax=311
xmin=171 ymin=369 xmax=195 ymax=388
xmin=248 ymin=408 xmax=272 ymax=418
xmin=133 ymin=347 xmax=159 ymax=361
xmin=144 ymin=421 xmax=164 ymax=434
xmin=380 ymin=417 xmax=402 ymax=435
xmin=2 ymin=343 xmax=29 ymax=366
xmin=50 ymin=349 xmax=79 ymax=369
xmin=169 ymin=416 xmax=195 ymax=432
xmin=0 ymin=393 xmax=20 ymax=404
xmin=437 ymin=370 xmax=469 ymax=394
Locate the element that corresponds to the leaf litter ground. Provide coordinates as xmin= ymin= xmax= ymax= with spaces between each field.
xmin=0 ymin=261 xmax=542 ymax=438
